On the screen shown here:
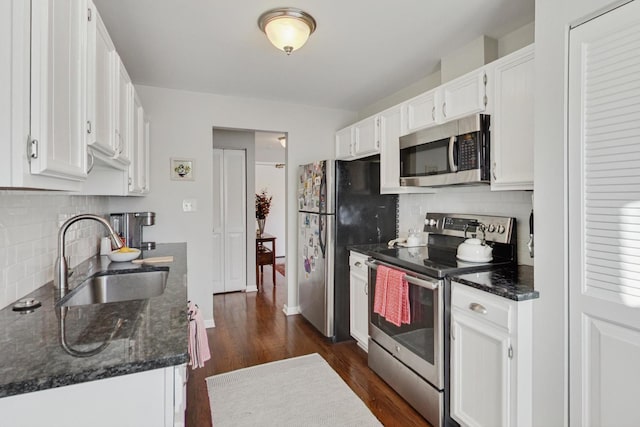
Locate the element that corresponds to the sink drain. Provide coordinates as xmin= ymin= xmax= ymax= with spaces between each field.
xmin=12 ymin=298 xmax=42 ymax=314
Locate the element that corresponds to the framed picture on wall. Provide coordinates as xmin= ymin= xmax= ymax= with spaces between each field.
xmin=170 ymin=158 xmax=195 ymax=181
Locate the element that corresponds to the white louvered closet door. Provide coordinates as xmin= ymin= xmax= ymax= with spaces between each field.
xmin=568 ymin=2 xmax=640 ymax=426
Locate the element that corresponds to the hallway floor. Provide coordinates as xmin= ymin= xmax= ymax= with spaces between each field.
xmin=185 ymin=265 xmax=430 ymax=427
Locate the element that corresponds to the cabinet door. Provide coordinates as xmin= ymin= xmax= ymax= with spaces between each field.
xmin=141 ymin=119 xmax=150 ymax=193
xmin=29 ymin=0 xmax=87 ymax=181
xmin=114 ymin=54 xmax=132 ymax=165
xmin=353 ymin=116 xmax=379 ymax=157
xmin=451 ymin=308 xmax=511 ymax=427
xmin=404 ymin=89 xmax=438 ymax=134
xmin=439 ymin=69 xmax=488 ymax=122
xmin=127 ymin=91 xmax=144 ymax=194
xmin=349 ymin=251 xmax=369 ymax=351
xmin=335 ymin=126 xmax=354 ymax=160
xmin=86 ymin=2 xmax=117 ymax=157
xmin=491 ymin=46 xmax=534 ymax=191
xmin=379 ymin=105 xmax=402 ymax=192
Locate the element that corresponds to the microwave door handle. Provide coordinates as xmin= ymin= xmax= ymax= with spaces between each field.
xmin=448 ymin=135 xmax=458 ymax=172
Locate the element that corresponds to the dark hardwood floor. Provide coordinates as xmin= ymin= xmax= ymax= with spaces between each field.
xmin=186 ymin=265 xmax=431 ymax=427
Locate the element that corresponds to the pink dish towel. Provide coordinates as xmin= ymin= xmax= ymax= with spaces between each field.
xmin=188 ymin=301 xmax=211 ymax=369
xmin=373 ymin=265 xmax=410 ymax=327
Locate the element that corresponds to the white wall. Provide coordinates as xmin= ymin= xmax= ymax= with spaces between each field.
xmin=108 ymin=85 xmax=356 ymax=323
xmin=533 ymin=0 xmax=626 ymax=425
xmin=255 ymin=163 xmax=286 ymax=257
xmin=398 ymin=188 xmax=534 ymax=266
xmin=0 ymin=192 xmax=109 ymax=309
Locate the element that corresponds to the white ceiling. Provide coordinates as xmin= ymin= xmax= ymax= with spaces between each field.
xmin=94 ymin=0 xmax=535 ymax=112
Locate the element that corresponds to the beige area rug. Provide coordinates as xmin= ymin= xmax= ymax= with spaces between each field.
xmin=206 ymin=353 xmax=382 ymax=426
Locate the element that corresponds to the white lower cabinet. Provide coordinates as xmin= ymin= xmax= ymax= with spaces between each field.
xmin=0 ymin=364 xmax=187 ymax=427
xmin=349 ymin=251 xmax=369 ymax=351
xmin=450 ymin=282 xmax=532 ymax=427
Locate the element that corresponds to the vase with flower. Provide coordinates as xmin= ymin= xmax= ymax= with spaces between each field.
xmin=255 ymin=189 xmax=272 ymax=236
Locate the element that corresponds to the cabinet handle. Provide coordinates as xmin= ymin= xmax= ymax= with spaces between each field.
xmin=492 ymin=162 xmax=497 ymax=180
xmin=442 ymin=102 xmax=447 ymax=118
xmin=469 ymin=302 xmax=487 ymax=314
xmin=87 ymin=120 xmax=92 ymax=134
xmin=355 ymin=261 xmax=362 ymax=267
xmin=364 ymin=282 xmax=368 ymax=295
xmin=87 ymin=151 xmax=95 ymax=174
xmin=431 ymin=106 xmax=436 ymax=121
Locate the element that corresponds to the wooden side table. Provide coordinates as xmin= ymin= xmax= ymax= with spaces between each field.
xmin=256 ymin=233 xmax=276 ymax=286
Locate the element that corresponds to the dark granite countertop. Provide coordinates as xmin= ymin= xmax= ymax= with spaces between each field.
xmin=0 ymin=243 xmax=189 ymax=398
xmin=452 ymin=265 xmax=538 ymax=301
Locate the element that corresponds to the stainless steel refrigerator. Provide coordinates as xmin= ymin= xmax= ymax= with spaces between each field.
xmin=297 ymin=157 xmax=397 ymax=341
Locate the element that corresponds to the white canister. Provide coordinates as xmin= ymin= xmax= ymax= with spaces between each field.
xmin=100 ymin=237 xmax=112 ymax=255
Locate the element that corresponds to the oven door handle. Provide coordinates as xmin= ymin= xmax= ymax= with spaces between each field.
xmin=365 ymin=260 xmax=440 ymax=290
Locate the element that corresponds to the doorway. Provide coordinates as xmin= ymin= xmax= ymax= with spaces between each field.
xmin=213 ymin=128 xmax=286 ymax=294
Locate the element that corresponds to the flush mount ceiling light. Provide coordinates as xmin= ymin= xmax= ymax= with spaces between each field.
xmin=258 ymin=7 xmax=317 ymax=55
xmin=278 ymin=136 xmax=287 ymax=148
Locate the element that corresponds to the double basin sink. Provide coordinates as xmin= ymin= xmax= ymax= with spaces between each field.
xmin=57 ymin=267 xmax=169 ymax=308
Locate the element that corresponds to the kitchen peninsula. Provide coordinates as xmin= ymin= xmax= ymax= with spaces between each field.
xmin=0 ymin=243 xmax=189 ymax=427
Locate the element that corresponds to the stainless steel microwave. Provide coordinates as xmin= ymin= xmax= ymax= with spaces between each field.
xmin=399 ymin=114 xmax=490 ymax=187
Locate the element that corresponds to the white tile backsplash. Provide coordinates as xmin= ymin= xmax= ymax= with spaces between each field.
xmin=0 ymin=192 xmax=109 ymax=310
xmin=398 ymin=187 xmax=534 ymax=266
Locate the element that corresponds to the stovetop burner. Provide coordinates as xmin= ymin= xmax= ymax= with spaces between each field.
xmin=372 ymin=245 xmax=513 ymax=278
xmin=368 ymin=213 xmax=518 ymax=278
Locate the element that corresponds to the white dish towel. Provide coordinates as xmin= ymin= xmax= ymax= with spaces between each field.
xmin=188 ymin=301 xmax=211 ymax=369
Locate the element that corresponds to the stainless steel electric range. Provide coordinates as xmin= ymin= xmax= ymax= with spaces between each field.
xmin=365 ymin=213 xmax=517 ymax=427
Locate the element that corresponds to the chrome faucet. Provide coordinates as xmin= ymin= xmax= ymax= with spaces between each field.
xmin=55 ymin=214 xmax=124 ymax=295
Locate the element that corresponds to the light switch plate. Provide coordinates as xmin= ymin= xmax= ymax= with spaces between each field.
xmin=182 ymin=199 xmax=197 ymax=212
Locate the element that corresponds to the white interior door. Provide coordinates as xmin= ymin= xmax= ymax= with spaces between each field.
xmin=212 ymin=148 xmax=247 ymax=293
xmin=568 ymin=3 xmax=640 ymax=425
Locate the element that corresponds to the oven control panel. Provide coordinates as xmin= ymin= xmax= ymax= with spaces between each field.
xmin=423 ymin=213 xmax=514 ymax=244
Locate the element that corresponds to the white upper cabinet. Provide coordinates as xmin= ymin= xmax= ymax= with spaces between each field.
xmin=403 ymin=89 xmax=439 ymax=134
xmin=490 ymin=45 xmax=534 ymax=191
xmin=335 ymin=126 xmax=355 ymax=160
xmin=403 ymin=68 xmax=489 ymax=135
xmin=114 ymin=54 xmax=132 ymax=166
xmin=126 ymin=90 xmax=148 ymax=195
xmin=29 ymin=0 xmax=87 ymax=182
xmin=86 ymin=1 xmax=117 ymax=159
xmin=439 ymin=69 xmax=489 ymax=122
xmin=336 ymin=116 xmax=380 ymax=161
xmin=353 ymin=116 xmax=380 ymax=157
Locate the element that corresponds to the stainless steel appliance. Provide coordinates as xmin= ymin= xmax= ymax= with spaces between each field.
xmin=366 ymin=213 xmax=516 ymax=427
xmin=109 ymin=212 xmax=156 ymax=249
xmin=400 ymin=114 xmax=490 ymax=187
xmin=297 ymin=157 xmax=397 ymax=340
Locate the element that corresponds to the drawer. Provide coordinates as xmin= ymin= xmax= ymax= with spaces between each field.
xmin=349 ymin=251 xmax=368 ymax=276
xmin=451 ymin=281 xmax=513 ymax=331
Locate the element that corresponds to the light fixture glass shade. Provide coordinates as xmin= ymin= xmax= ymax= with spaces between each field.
xmin=265 ymin=17 xmax=311 ymax=54
xmin=258 ymin=8 xmax=316 ymax=55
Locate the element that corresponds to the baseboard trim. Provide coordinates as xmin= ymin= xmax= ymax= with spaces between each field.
xmin=282 ymin=304 xmax=300 ymax=316
xmin=205 ymin=318 xmax=215 ymax=328
xmin=245 ymin=285 xmax=258 ymax=293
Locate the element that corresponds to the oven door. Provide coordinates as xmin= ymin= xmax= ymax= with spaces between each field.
xmin=366 ymin=259 xmax=444 ymax=390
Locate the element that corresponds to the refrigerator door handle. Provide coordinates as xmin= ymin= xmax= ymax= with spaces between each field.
xmin=318 ymin=214 xmax=326 ymax=258
xmin=317 ymin=161 xmax=327 ymax=258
